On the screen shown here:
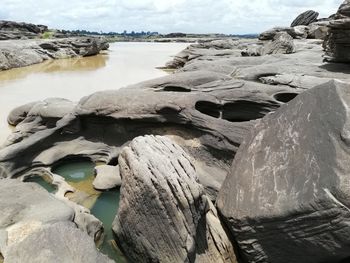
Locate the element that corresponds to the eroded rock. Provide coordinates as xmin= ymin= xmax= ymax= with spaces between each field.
xmin=291 ymin=10 xmax=319 ymax=27
xmin=113 ymin=135 xmax=237 ymax=263
xmin=324 ymin=0 xmax=350 ymax=62
xmin=217 ymin=80 xmax=350 ymax=263
xmin=4 ymin=222 xmax=113 ymax=263
xmin=93 ymin=165 xmax=121 ymax=190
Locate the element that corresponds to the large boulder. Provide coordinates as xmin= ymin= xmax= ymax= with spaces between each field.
xmin=324 ymin=0 xmax=350 ymax=62
xmin=291 ymin=10 xmax=319 ymax=27
xmin=262 ymin=32 xmax=296 ymax=55
xmin=113 ymin=135 xmax=237 ymax=263
xmin=217 ymin=80 xmax=350 ymax=263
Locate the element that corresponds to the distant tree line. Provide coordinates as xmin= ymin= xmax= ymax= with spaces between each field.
xmin=56 ymin=29 xmax=159 ymax=37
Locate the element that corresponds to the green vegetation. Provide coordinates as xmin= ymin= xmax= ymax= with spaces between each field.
xmin=41 ymin=31 xmax=55 ymax=39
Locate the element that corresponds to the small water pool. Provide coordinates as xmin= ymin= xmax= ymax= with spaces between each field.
xmin=52 ymin=160 xmax=126 ymax=262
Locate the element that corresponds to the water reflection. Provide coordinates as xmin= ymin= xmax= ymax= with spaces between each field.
xmin=0 ymin=53 xmax=108 ymax=83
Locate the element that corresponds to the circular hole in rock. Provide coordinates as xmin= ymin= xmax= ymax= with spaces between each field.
xmin=195 ymin=101 xmax=221 ymax=118
xmin=274 ymin=93 xmax=298 ymax=103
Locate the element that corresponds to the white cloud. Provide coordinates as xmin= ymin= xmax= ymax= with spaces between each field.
xmin=0 ymin=0 xmax=343 ymax=34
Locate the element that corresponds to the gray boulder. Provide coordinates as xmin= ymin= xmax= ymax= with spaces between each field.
xmin=307 ymin=21 xmax=329 ymax=39
xmin=217 ymin=80 xmax=350 ymax=263
xmin=262 ymin=32 xmax=296 ymax=55
xmin=291 ymin=10 xmax=319 ymax=27
xmin=113 ymin=135 xmax=237 ymax=263
xmin=93 ymin=165 xmax=121 ymax=190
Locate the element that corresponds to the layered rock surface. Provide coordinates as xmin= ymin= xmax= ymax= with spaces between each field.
xmin=291 ymin=10 xmax=319 ymax=27
xmin=324 ymin=0 xmax=350 ymax=62
xmin=217 ymin=80 xmax=350 ymax=263
xmin=113 ymin=135 xmax=236 ymax=263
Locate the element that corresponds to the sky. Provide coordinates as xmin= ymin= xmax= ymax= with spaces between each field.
xmin=0 ymin=0 xmax=343 ymax=34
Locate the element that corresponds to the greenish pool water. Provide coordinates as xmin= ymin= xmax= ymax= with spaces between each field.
xmin=25 ymin=175 xmax=56 ymax=193
xmin=51 ymin=160 xmax=126 ymax=262
xmin=52 ymin=161 xmax=95 ymax=182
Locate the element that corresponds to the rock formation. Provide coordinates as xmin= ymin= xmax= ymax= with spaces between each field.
xmin=0 ymin=179 xmax=111 ymax=262
xmin=217 ymin=80 xmax=350 ymax=263
xmin=324 ymin=0 xmax=350 ymax=62
xmin=93 ymin=165 xmax=121 ymax=190
xmin=291 ymin=10 xmax=319 ymax=27
xmin=0 ymin=20 xmax=48 ymax=40
xmin=0 ymin=24 xmax=350 ymax=262
xmin=0 ymin=37 xmax=109 ymax=71
xmin=113 ymin=135 xmax=237 ymax=263
xmin=243 ymin=32 xmax=296 ymax=56
xmin=4 ymin=222 xmax=113 ymax=263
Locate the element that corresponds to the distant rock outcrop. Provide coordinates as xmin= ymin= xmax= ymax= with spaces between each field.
xmin=0 ymin=20 xmax=48 ymax=40
xmin=217 ymin=80 xmax=350 ymax=263
xmin=324 ymin=0 xmax=350 ymax=62
xmin=0 ymin=37 xmax=109 ymax=71
xmin=291 ymin=10 xmax=319 ymax=27
xmin=113 ymin=135 xmax=237 ymax=263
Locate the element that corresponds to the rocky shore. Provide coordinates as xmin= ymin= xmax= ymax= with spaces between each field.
xmin=0 ymin=20 xmax=109 ymax=71
xmin=1 ymin=1 xmax=350 ymax=263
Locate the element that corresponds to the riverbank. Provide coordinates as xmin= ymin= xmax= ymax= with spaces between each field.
xmin=1 ymin=3 xmax=350 ymax=263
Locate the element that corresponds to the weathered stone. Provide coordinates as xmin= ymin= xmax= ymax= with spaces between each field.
xmin=217 ymin=80 xmax=350 ymax=263
xmin=0 ymin=37 xmax=109 ymax=71
xmin=307 ymin=21 xmax=329 ymax=39
xmin=324 ymin=0 xmax=350 ymax=62
xmin=291 ymin=10 xmax=319 ymax=27
xmin=262 ymin=32 xmax=296 ymax=55
xmin=113 ymin=135 xmax=237 ymax=263
xmin=93 ymin=165 xmax=121 ymax=190
xmin=259 ymin=27 xmax=307 ymax=40
xmin=4 ymin=222 xmax=113 ymax=263
xmin=0 ymin=179 xmax=74 ymax=256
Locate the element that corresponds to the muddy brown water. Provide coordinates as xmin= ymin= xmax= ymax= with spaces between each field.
xmin=0 ymin=42 xmax=189 ymax=144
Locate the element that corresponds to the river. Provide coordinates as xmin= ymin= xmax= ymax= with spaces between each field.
xmin=0 ymin=42 xmax=189 ymax=143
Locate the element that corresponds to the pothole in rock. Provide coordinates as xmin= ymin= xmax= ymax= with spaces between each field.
xmin=195 ymin=101 xmax=221 ymax=118
xmin=222 ymin=101 xmax=272 ymax=122
xmin=50 ymin=159 xmax=125 ymax=262
xmin=195 ymin=100 xmax=277 ymax=122
xmin=274 ymin=92 xmax=298 ymax=103
xmin=161 ymin=85 xmax=191 ymax=92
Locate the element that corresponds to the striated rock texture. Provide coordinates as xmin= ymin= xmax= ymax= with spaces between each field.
xmin=291 ymin=10 xmax=319 ymax=27
xmin=0 ymin=37 xmax=109 ymax=71
xmin=324 ymin=0 xmax=350 ymax=62
xmin=262 ymin=32 xmax=296 ymax=55
xmin=113 ymin=135 xmax=237 ymax=263
xmin=217 ymin=80 xmax=350 ymax=263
